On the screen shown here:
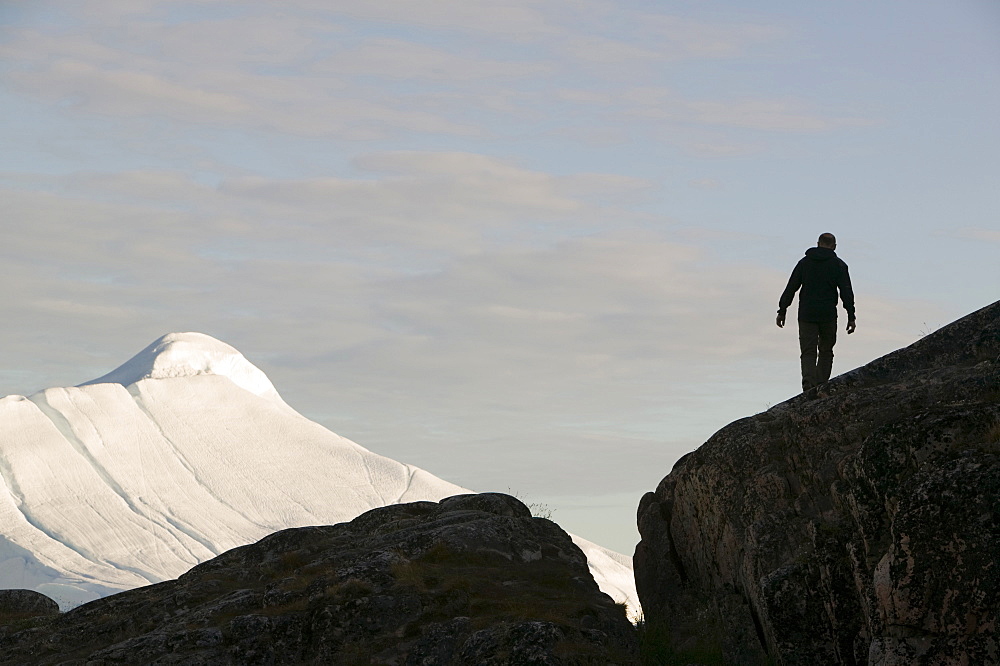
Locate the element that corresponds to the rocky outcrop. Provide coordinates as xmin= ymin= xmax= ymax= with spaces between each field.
xmin=636 ymin=300 xmax=1000 ymax=665
xmin=0 ymin=589 xmax=59 ymax=622
xmin=1 ymin=493 xmax=636 ymax=665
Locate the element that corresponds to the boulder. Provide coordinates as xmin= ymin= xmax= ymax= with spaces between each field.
xmin=636 ymin=300 xmax=1000 ymax=665
xmin=0 ymin=493 xmax=637 ymax=664
xmin=0 ymin=589 xmax=59 ymax=621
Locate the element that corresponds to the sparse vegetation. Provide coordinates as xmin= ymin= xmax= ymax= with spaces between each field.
xmin=506 ymin=488 xmax=556 ymax=520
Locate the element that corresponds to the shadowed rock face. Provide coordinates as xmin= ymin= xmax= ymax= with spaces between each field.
xmin=0 ymin=590 xmax=59 ymax=622
xmin=0 ymin=493 xmax=636 ymax=665
xmin=636 ymin=300 xmax=1000 ymax=665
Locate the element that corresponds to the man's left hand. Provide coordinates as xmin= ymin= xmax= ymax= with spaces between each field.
xmin=847 ymin=318 xmax=857 ymax=334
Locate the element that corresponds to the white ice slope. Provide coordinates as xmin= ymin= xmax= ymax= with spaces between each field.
xmin=0 ymin=333 xmax=639 ymax=617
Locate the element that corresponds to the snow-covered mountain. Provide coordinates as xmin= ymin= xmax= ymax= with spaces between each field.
xmin=0 ymin=333 xmax=638 ymax=618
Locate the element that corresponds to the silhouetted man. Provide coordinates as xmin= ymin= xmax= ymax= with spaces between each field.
xmin=777 ymin=233 xmax=856 ymax=392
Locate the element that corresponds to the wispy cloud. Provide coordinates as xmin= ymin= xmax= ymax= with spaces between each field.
xmin=9 ymin=59 xmax=251 ymax=116
xmin=687 ymin=99 xmax=875 ymax=132
xmin=0 ymin=0 xmax=864 ymax=145
xmin=5 ymin=158 xmax=924 ymax=415
xmin=310 ymin=38 xmax=553 ymax=82
xmin=949 ymin=227 xmax=1000 ymax=244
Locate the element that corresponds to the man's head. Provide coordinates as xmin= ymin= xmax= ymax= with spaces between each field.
xmin=818 ymin=233 xmax=837 ymax=249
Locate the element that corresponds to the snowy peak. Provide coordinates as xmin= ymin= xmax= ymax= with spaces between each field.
xmin=80 ymin=332 xmax=281 ymax=402
xmin=1 ymin=332 xmax=640 ymax=617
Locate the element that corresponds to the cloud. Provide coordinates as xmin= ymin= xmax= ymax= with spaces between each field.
xmin=0 ymin=1 xmax=835 ymax=144
xmin=689 ymin=177 xmax=723 ymax=190
xmin=287 ymin=0 xmax=559 ymax=40
xmin=307 ymin=0 xmax=786 ymax=65
xmin=949 ymin=227 xmax=1000 ymax=244
xmin=684 ymin=141 xmax=763 ymax=158
xmin=29 ymin=298 xmax=137 ymax=319
xmin=0 ymin=145 xmax=947 ymax=504
xmin=126 ymin=12 xmax=328 ymax=67
xmin=0 ymin=153 xmax=663 ymax=329
xmin=310 ymin=38 xmax=553 ymax=82
xmin=1 ymin=18 xmax=483 ymax=138
xmin=639 ymin=13 xmax=786 ymax=59
xmin=553 ymin=11 xmax=785 ymax=68
xmin=3 ymin=154 xmax=646 ymax=289
xmin=614 ymin=87 xmax=872 ymax=133
xmin=37 ymin=60 xmax=245 ymax=115
xmin=556 ymin=34 xmax=663 ymax=65
xmin=65 ymin=169 xmax=215 ymax=201
xmin=687 ymin=99 xmax=874 ymax=132
xmin=5 ymin=60 xmax=480 ymax=139
xmin=214 ymin=152 xmax=631 ymax=253
xmin=0 ymin=157 xmax=773 ymax=377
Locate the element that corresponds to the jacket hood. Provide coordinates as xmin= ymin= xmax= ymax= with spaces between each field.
xmin=805 ymin=246 xmax=837 ymax=261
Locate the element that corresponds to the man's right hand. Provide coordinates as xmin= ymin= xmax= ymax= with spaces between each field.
xmin=776 ymin=312 xmax=786 ymax=328
xmin=847 ymin=318 xmax=857 ymax=334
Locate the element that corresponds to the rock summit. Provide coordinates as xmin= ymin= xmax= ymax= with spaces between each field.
xmin=2 ymin=493 xmax=637 ymax=664
xmin=636 ymin=300 xmax=1000 ymax=665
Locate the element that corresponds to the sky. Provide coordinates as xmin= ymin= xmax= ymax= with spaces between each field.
xmin=1 ymin=0 xmax=998 ymax=555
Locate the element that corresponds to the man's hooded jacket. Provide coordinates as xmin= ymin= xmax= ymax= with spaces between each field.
xmin=779 ymin=246 xmax=856 ymax=323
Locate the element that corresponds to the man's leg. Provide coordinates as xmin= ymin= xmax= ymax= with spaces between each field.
xmin=798 ymin=320 xmax=820 ymax=391
xmin=816 ymin=319 xmax=838 ymax=384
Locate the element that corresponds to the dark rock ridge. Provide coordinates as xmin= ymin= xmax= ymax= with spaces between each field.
xmin=636 ymin=300 xmax=1000 ymax=665
xmin=0 ymin=589 xmax=59 ymax=622
xmin=0 ymin=493 xmax=636 ymax=665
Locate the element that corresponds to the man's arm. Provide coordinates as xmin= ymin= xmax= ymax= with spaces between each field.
xmin=776 ymin=262 xmax=802 ymax=328
xmin=839 ymin=260 xmax=856 ymax=333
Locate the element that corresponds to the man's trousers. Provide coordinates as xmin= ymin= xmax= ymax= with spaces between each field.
xmin=798 ymin=319 xmax=837 ymax=391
